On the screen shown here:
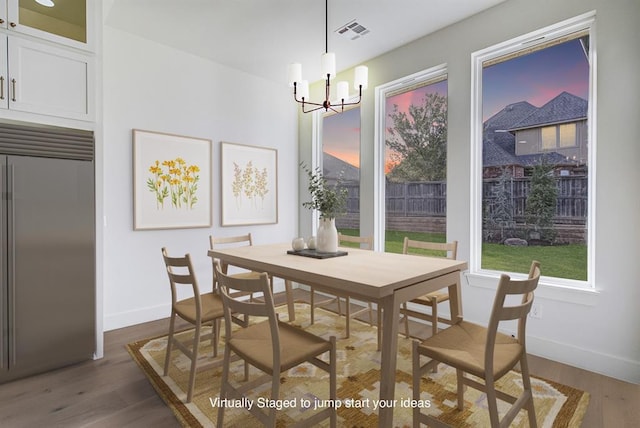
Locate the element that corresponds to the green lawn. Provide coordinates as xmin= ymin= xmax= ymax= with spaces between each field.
xmin=339 ymin=228 xmax=587 ymax=280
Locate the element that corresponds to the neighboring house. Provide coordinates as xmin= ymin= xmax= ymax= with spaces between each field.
xmin=483 ymin=91 xmax=588 ymax=178
xmin=322 ymin=152 xmax=360 ymax=185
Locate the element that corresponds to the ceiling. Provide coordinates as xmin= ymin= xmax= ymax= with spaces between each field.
xmin=105 ymin=0 xmax=506 ymax=85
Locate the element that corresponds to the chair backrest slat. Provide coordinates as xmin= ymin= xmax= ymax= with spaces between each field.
xmin=403 ymin=238 xmax=458 ymax=260
xmin=338 ymin=233 xmax=373 ymax=251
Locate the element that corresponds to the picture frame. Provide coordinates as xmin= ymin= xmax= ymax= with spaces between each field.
xmin=133 ymin=129 xmax=212 ymax=230
xmin=220 ymin=141 xmax=278 ymax=226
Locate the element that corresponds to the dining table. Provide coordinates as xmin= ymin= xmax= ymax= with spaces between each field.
xmin=208 ymin=242 xmax=467 ymax=427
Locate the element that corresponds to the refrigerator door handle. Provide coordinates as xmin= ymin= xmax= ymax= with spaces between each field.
xmin=7 ymin=163 xmax=15 ymax=367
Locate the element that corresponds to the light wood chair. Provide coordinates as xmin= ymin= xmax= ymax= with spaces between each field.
xmin=214 ymin=261 xmax=337 ymax=428
xmin=412 ymin=261 xmax=541 ymax=428
xmin=400 ymin=237 xmax=458 ymax=339
xmin=310 ymin=233 xmax=375 ymax=338
xmin=161 ymin=247 xmax=224 ymax=403
xmin=210 ymin=234 xmax=296 ymax=322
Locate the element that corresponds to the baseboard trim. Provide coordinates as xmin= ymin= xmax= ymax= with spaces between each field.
xmin=526 ymin=334 xmax=640 ymax=385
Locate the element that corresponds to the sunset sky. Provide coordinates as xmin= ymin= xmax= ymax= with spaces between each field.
xmin=323 ymin=37 xmax=589 ymax=172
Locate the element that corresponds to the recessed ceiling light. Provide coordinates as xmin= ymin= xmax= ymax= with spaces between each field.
xmin=35 ymin=0 xmax=55 ymax=7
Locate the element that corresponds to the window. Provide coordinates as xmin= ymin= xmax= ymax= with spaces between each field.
xmin=322 ymin=107 xmax=361 ymax=235
xmin=471 ymin=12 xmax=595 ymax=288
xmin=559 ymin=124 xmax=576 ymax=148
xmin=375 ymin=65 xmax=448 ymax=253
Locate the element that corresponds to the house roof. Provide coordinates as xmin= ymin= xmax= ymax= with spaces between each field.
xmin=509 ymin=91 xmax=588 ymax=130
xmin=323 ymin=152 xmax=360 ymax=183
xmin=482 ymin=92 xmax=587 ymax=169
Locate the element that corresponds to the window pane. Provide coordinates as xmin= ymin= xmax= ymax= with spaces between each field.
xmin=322 ymin=107 xmax=360 ymax=236
xmin=481 ymin=35 xmax=589 ymax=281
xmin=541 ymin=126 xmax=557 ymax=150
xmin=384 ymin=79 xmax=448 ymax=253
xmin=559 ymin=123 xmax=576 ymax=147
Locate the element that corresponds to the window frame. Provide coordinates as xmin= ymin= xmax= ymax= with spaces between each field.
xmin=373 ymin=64 xmax=448 ymax=252
xmin=469 ymin=11 xmax=598 ymax=295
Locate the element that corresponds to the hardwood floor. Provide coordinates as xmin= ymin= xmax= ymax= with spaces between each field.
xmin=0 ymin=290 xmax=637 ymax=427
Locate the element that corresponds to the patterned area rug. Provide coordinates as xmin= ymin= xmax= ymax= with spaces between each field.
xmin=127 ymin=303 xmax=589 ymax=427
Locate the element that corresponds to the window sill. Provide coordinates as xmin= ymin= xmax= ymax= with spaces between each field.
xmin=464 ymin=271 xmax=600 ymax=306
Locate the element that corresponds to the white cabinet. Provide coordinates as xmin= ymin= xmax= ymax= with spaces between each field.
xmin=0 ymin=35 xmax=92 ymax=121
xmin=0 ymin=0 xmax=90 ymax=50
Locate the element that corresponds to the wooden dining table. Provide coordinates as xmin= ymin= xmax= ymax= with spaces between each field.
xmin=208 ymin=242 xmax=467 ymax=427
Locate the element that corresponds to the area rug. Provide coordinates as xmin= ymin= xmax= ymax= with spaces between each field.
xmin=127 ymin=303 xmax=589 ymax=427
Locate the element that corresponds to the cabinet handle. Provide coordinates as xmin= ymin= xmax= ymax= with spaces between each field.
xmin=0 ymin=76 xmax=4 ymax=100
xmin=9 ymin=22 xmax=16 ymax=28
xmin=0 ymin=19 xmax=4 ymax=24
xmin=11 ymin=78 xmax=15 ymax=102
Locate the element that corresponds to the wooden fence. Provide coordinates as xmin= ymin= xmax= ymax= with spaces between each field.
xmin=341 ymin=176 xmax=587 ymax=222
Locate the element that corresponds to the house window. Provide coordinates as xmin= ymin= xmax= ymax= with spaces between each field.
xmin=541 ymin=126 xmax=557 ymax=150
xmin=322 ymin=107 xmax=361 ymax=235
xmin=374 ymin=65 xmax=448 ymax=253
xmin=559 ymin=123 xmax=576 ymax=148
xmin=471 ymin=12 xmax=595 ymax=288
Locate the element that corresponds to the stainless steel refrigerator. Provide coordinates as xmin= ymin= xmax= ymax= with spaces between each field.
xmin=0 ymin=124 xmax=95 ymax=383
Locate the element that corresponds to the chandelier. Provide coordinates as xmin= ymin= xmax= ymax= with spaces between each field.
xmin=287 ymin=0 xmax=368 ymax=114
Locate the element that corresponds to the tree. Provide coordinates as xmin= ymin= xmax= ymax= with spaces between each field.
xmin=386 ymin=93 xmax=447 ymax=182
xmin=484 ymin=166 xmax=515 ymax=242
xmin=525 ymin=159 xmax=557 ymax=242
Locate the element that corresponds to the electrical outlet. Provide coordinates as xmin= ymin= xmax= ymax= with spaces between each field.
xmin=530 ymin=304 xmax=542 ymax=319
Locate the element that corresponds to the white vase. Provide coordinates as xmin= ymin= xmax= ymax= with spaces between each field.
xmin=316 ymin=217 xmax=338 ymax=253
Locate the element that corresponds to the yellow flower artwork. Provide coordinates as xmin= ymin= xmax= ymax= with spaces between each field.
xmin=147 ymin=157 xmax=200 ymax=210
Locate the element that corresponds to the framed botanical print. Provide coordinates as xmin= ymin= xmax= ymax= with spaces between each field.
xmin=133 ymin=129 xmax=212 ymax=230
xmin=220 ymin=141 xmax=278 ymax=226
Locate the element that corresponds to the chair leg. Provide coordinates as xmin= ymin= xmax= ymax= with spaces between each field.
xmin=403 ymin=302 xmax=410 ymax=338
xmin=456 ymin=369 xmax=465 ymax=411
xmin=377 ymin=306 xmax=382 ymax=351
xmin=430 ymin=298 xmax=439 ymax=373
xmin=329 ymin=336 xmax=337 ymax=428
xmin=520 ymin=355 xmax=538 ymax=428
xmin=345 ymin=297 xmax=351 ymax=338
xmin=212 ymin=319 xmax=220 ymax=358
xmin=310 ymin=288 xmax=316 ymax=325
xmin=269 ymin=370 xmax=281 ymax=427
xmin=485 ymin=374 xmax=501 ymax=427
xmin=412 ymin=340 xmax=422 ymax=427
xmin=186 ymin=323 xmax=202 ymax=403
xmin=367 ymin=302 xmax=374 ymax=326
xmin=163 ymin=312 xmax=176 ymax=376
xmin=217 ymin=346 xmax=231 ymax=428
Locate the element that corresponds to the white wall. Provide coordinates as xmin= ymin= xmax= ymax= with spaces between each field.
xmin=101 ymin=27 xmax=298 ymax=332
xmin=299 ymin=0 xmax=639 ymax=384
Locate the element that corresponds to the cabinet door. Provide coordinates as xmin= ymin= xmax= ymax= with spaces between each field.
xmin=0 ymin=0 xmax=6 ymax=29
xmin=7 ymin=36 xmax=92 ymax=121
xmin=7 ymin=0 xmax=89 ymax=50
xmin=0 ymin=34 xmax=7 ymax=110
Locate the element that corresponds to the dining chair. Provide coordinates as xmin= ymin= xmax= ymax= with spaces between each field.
xmin=411 ymin=260 xmax=541 ymax=428
xmin=400 ymin=237 xmax=458 ymax=339
xmin=310 ymin=233 xmax=375 ymax=338
xmin=161 ymin=247 xmax=225 ymax=403
xmin=214 ymin=261 xmax=337 ymax=427
xmin=210 ymin=234 xmax=296 ymax=322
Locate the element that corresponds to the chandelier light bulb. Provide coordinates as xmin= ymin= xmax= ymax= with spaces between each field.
xmin=321 ymin=52 xmax=336 ymax=79
xmin=288 ymin=63 xmax=302 ymax=87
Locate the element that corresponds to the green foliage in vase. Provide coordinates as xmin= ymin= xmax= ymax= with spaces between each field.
xmin=300 ymin=162 xmax=347 ymax=220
